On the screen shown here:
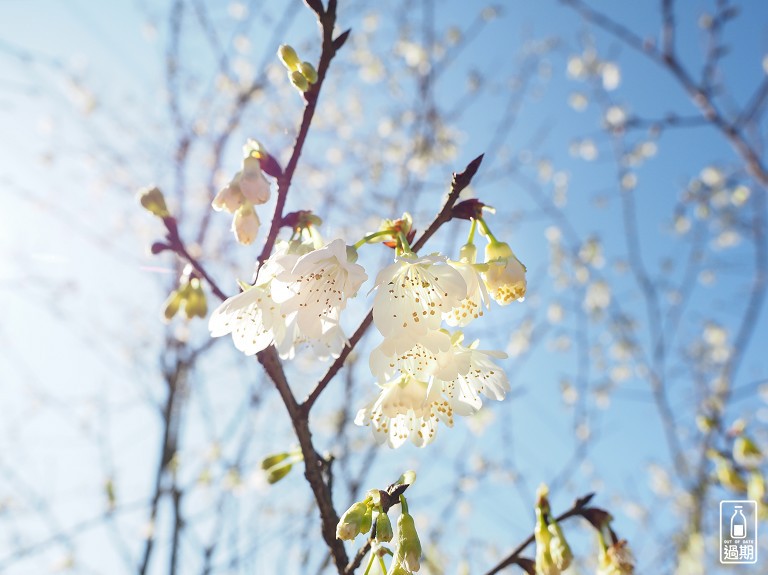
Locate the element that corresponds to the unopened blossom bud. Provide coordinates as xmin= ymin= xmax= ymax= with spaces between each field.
xmin=375 ymin=511 xmax=394 ymax=543
xmin=713 ymin=455 xmax=747 ymax=492
xmin=162 ymin=289 xmax=183 ymax=321
xmin=138 ymin=186 xmax=170 ymax=218
xmin=290 ymin=70 xmax=309 ymax=92
xmin=336 ymin=500 xmax=372 ymax=541
xmin=734 ymin=435 xmax=762 ymax=469
xmin=598 ymin=540 xmax=635 ymax=575
xmin=212 ymin=175 xmax=244 ymax=213
xmin=483 ymin=240 xmax=527 ymax=305
xmin=232 ymin=204 xmax=260 ymax=245
xmin=184 ymin=278 xmax=208 ymax=319
xmin=534 ymin=486 xmax=557 ymax=575
xmin=278 ymin=44 xmax=301 ymax=71
xmin=395 ymin=512 xmax=421 ymax=572
xmin=240 ymin=156 xmax=271 ymax=205
xmin=300 ymin=61 xmax=318 ymax=84
xmin=243 ymin=138 xmax=265 ymax=158
xmin=548 ymin=520 xmax=573 ymax=571
xmin=397 ymin=470 xmax=417 ymax=486
xmin=459 ymin=242 xmax=477 ymax=263
xmin=748 ymin=471 xmax=765 ymax=503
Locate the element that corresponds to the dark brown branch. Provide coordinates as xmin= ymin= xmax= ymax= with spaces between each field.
xmin=256 ymin=3 xmax=348 ymax=270
xmin=163 ymin=217 xmax=228 ymax=302
xmin=256 ymin=346 xmax=349 ymax=572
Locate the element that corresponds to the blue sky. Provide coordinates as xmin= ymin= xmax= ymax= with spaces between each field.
xmin=1 ymin=0 xmax=768 ymax=573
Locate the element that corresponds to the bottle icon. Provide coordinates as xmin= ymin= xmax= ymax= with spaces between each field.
xmin=731 ymin=506 xmax=747 ymax=539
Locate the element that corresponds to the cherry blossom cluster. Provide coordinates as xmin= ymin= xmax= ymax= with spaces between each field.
xmin=354 ymin=212 xmax=525 ymax=448
xmin=205 ymin=146 xmax=527 ymax=448
xmin=212 ymin=139 xmax=274 ymax=245
xmin=209 ymin=233 xmax=367 ymax=360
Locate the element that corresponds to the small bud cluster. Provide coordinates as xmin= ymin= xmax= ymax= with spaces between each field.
xmin=278 ymin=44 xmax=318 ymax=93
xmin=335 ymin=471 xmax=422 ymax=575
xmin=213 ymin=139 xmax=273 ymax=245
xmin=533 ymin=484 xmax=573 ymax=575
xmin=163 ymin=264 xmax=208 ymax=321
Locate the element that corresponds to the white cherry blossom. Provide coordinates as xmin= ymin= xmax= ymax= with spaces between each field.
xmin=369 ymin=330 xmax=458 ymax=383
xmin=436 ymin=336 xmax=509 ymax=416
xmin=444 ymin=259 xmax=490 ymax=327
xmin=372 ymin=253 xmax=467 ymax=339
xmin=483 ymin=241 xmax=527 ymax=305
xmin=240 ymin=156 xmax=271 ymax=205
xmin=208 ymin=284 xmax=285 ymax=356
xmin=354 ymin=375 xmax=454 ymax=448
xmin=208 ymin=249 xmax=297 ymax=356
xmin=271 ymin=239 xmax=367 ymax=358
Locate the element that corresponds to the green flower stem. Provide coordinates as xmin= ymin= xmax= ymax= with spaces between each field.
xmin=353 ymin=230 xmax=393 ymax=249
xmin=467 ymin=218 xmax=478 ymax=244
xmin=396 ymin=231 xmax=414 ymax=255
xmin=477 ymin=217 xmax=498 ymax=243
xmin=362 ymin=550 xmax=376 ymax=575
xmin=378 ymin=555 xmax=387 ymax=574
xmin=399 ymin=495 xmax=409 ymax=514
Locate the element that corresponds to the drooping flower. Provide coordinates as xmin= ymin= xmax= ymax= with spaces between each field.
xmin=239 ymin=155 xmax=271 ymax=205
xmin=212 ymin=139 xmax=274 ymax=244
xmin=212 ymin=172 xmax=245 ymax=213
xmin=336 ymin=500 xmax=373 ymax=541
xmin=232 ymin=203 xmax=260 ymax=245
xmin=354 ymin=375 xmax=453 ymax=448
xmin=394 ymin=512 xmax=422 ymax=572
xmin=483 ymin=240 xmax=527 ymax=305
xmin=436 ymin=333 xmax=509 ymax=416
xmin=372 ymin=253 xmax=467 ymax=339
xmin=598 ymin=540 xmax=635 ymax=575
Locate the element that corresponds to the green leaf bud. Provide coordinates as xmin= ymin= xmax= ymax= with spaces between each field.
xmin=266 ymin=463 xmax=293 ymax=484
